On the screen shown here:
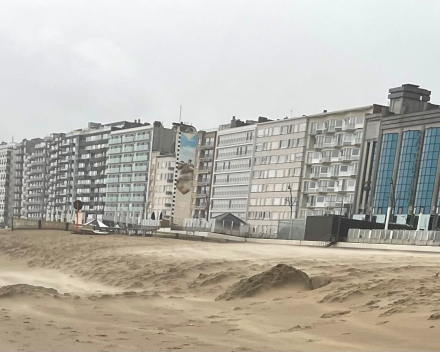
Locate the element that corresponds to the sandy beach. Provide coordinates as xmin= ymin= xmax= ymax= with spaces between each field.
xmin=1 ymin=230 xmax=440 ymax=351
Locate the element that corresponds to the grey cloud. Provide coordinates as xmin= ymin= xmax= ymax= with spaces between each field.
xmin=1 ymin=0 xmax=440 ymax=141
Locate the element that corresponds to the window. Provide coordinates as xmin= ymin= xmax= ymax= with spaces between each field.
xmin=374 ymin=133 xmax=399 ymax=213
xmin=280 ymin=140 xmax=288 ymax=149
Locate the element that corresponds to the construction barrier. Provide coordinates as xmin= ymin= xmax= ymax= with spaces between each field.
xmin=347 ymin=228 xmax=440 ymax=246
xmin=12 ymin=218 xmax=94 ymax=232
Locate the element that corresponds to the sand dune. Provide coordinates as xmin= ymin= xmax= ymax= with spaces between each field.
xmin=1 ymin=230 xmax=440 ymax=351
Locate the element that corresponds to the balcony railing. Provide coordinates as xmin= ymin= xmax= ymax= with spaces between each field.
xmin=131 ymin=176 xmax=146 ymax=182
xmin=134 ymin=145 xmax=149 ymax=152
xmin=133 ymin=165 xmax=148 ymax=172
xmin=134 ymin=155 xmax=149 ymax=162
xmin=107 ymin=158 xmax=121 ymax=164
xmin=135 ymin=134 xmax=150 ymax=141
xmin=108 ymin=148 xmax=122 ymax=154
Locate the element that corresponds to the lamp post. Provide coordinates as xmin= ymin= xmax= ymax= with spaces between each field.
xmin=285 ymin=183 xmax=294 ymax=220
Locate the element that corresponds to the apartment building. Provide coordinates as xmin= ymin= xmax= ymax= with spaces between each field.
xmin=12 ymin=139 xmax=40 ymax=219
xmin=104 ymin=124 xmax=154 ymax=224
xmin=354 ymin=84 xmax=440 ymax=229
xmin=299 ymin=105 xmax=383 ymax=218
xmin=192 ymin=129 xmax=217 ymax=219
xmin=247 ymin=117 xmax=307 ymax=235
xmin=22 ymin=138 xmax=52 ymax=219
xmin=0 ymin=143 xmax=15 ymax=227
xmin=210 ymin=118 xmax=257 ymax=221
xmin=148 ymin=151 xmax=175 ymax=220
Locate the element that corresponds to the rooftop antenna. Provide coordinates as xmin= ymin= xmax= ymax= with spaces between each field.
xmin=291 ymin=110 xmax=293 ymax=118
xmin=179 ymin=105 xmax=182 ymax=123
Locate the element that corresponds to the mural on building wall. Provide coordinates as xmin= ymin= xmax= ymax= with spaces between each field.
xmin=174 ymin=131 xmax=197 ymax=225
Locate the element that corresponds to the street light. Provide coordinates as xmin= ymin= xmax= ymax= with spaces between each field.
xmin=285 ymin=183 xmax=295 ymax=219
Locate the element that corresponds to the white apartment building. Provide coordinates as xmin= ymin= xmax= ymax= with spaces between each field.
xmin=210 ymin=123 xmax=257 ymax=221
xmin=104 ymin=124 xmax=153 ymax=224
xmin=22 ymin=138 xmax=51 ymax=219
xmin=0 ymin=143 xmax=15 ymax=227
xmin=192 ymin=129 xmax=216 ymax=219
xmin=300 ymin=106 xmax=380 ymax=218
xmin=247 ymin=117 xmax=307 ymax=235
xmin=148 ymin=152 xmax=175 ymax=220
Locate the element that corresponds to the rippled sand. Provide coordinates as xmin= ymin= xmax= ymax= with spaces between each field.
xmin=1 ymin=229 xmax=440 ymax=351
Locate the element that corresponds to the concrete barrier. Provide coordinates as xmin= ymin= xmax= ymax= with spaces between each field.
xmin=12 ymin=218 xmax=94 ymax=233
xmin=12 ymin=218 xmax=40 ymax=230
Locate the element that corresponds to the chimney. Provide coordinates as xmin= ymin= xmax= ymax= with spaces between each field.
xmin=323 ymin=110 xmax=327 ymax=113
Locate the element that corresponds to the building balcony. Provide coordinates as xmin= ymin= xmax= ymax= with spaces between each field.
xmin=133 ymin=165 xmax=148 ymax=172
xmin=198 ymin=168 xmax=211 ymax=174
xmin=199 ymin=156 xmax=213 ymax=162
xmin=119 ymin=197 xmax=131 ymax=202
xmin=197 ymin=181 xmax=210 ymax=186
xmin=134 ymin=145 xmax=149 ymax=152
xmin=132 ymin=176 xmax=147 ymax=182
xmin=132 ymin=186 xmax=146 ymax=192
xmin=108 ymin=148 xmax=122 ymax=155
xmin=134 ymin=155 xmax=149 ymax=162
xmin=121 ymin=167 xmax=132 ymax=173
xmin=196 ymin=193 xmax=208 ymax=198
xmin=131 ymin=197 xmax=144 ymax=202
xmin=342 ymin=123 xmax=356 ymax=131
xmin=120 ymin=177 xmax=131 ymax=183
xmin=200 ymin=143 xmax=214 ymax=149
xmin=135 ymin=134 xmax=150 ymax=142
xmin=121 ymin=157 xmax=133 ymax=163
xmin=105 ymin=206 xmax=118 ymax=211
xmin=107 ymin=158 xmax=121 ymax=164
xmin=106 ymin=178 xmax=120 ymax=184
xmin=123 ymin=136 xmax=135 ymax=143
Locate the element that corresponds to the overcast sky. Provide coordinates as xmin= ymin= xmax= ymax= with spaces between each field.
xmin=1 ymin=0 xmax=440 ymax=141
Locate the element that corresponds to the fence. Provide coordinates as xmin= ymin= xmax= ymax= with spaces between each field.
xmin=347 ymin=228 xmax=440 ymax=246
xmin=277 ymin=219 xmax=306 ymax=240
xmin=180 ymin=218 xmax=253 ymax=237
xmin=12 ymin=218 xmax=93 ymax=232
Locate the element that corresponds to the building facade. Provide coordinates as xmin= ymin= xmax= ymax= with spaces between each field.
xmin=210 ymin=119 xmax=257 ymax=221
xmin=0 ymin=143 xmax=15 ymax=227
xmin=104 ymin=124 xmax=154 ymax=225
xmin=148 ymin=151 xmax=175 ymax=221
xmin=192 ymin=129 xmax=217 ymax=219
xmin=354 ymin=84 xmax=440 ymax=229
xmin=299 ymin=105 xmax=383 ymax=218
xmin=247 ymin=117 xmax=307 ymax=235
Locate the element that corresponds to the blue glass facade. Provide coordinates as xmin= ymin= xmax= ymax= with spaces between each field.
xmin=373 ymin=133 xmax=398 ymax=214
xmin=394 ymin=131 xmax=420 ymax=214
xmin=414 ymin=128 xmax=440 ymax=214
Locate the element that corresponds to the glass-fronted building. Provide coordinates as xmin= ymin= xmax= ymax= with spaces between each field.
xmin=354 ymin=84 xmax=440 ymax=229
